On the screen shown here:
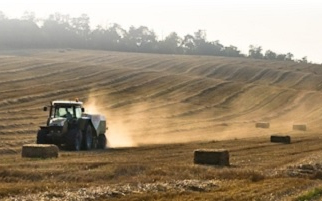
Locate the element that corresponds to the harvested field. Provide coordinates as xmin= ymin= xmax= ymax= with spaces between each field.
xmin=1 ymin=49 xmax=322 ymax=200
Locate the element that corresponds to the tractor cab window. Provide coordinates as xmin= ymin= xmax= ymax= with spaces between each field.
xmin=55 ymin=106 xmax=74 ymax=119
xmin=75 ymin=107 xmax=82 ymax=118
xmin=53 ymin=105 xmax=82 ymax=119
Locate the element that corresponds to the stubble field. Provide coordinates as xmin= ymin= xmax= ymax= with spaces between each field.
xmin=0 ymin=49 xmax=322 ymax=200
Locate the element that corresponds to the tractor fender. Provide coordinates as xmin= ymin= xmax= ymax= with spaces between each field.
xmin=89 ymin=114 xmax=106 ymax=135
xmin=80 ymin=114 xmax=106 ymax=136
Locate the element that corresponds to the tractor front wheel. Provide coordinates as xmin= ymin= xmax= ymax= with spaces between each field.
xmin=36 ymin=129 xmax=47 ymax=144
xmin=66 ymin=129 xmax=82 ymax=151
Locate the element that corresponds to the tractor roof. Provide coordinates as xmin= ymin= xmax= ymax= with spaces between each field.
xmin=52 ymin=100 xmax=83 ymax=106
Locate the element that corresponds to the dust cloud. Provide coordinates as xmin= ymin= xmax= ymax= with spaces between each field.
xmin=82 ymin=95 xmax=259 ymax=148
xmin=82 ymin=94 xmax=205 ymax=148
xmin=82 ymin=93 xmax=305 ymax=148
xmin=83 ymin=96 xmax=138 ymax=148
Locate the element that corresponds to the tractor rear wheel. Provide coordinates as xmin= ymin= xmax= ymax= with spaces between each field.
xmin=82 ymin=124 xmax=93 ymax=150
xmin=92 ymin=136 xmax=98 ymax=149
xmin=97 ymin=134 xmax=107 ymax=149
xmin=66 ymin=129 xmax=82 ymax=151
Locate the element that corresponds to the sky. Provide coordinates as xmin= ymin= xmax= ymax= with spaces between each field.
xmin=0 ymin=0 xmax=321 ymax=63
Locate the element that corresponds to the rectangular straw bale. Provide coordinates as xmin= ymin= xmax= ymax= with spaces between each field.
xmin=270 ymin=135 xmax=291 ymax=144
xmin=22 ymin=144 xmax=59 ymax=158
xmin=292 ymin=124 xmax=307 ymax=131
xmin=194 ymin=149 xmax=229 ymax=166
xmin=256 ymin=122 xmax=270 ymax=128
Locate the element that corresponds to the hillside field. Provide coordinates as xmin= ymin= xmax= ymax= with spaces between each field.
xmin=1 ymin=49 xmax=322 ymax=200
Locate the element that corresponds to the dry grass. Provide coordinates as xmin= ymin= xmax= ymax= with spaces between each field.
xmin=1 ymin=136 xmax=322 ymax=200
xmin=0 ymin=49 xmax=322 ymax=200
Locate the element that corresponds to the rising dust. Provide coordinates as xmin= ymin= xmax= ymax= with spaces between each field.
xmin=83 ymin=93 xmax=304 ymax=148
xmin=83 ymin=96 xmax=138 ymax=148
xmin=82 ymin=94 xmax=210 ymax=148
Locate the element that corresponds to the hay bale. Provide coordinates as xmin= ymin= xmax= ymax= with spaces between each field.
xmin=293 ymin=124 xmax=307 ymax=131
xmin=22 ymin=144 xmax=59 ymax=158
xmin=270 ymin=135 xmax=291 ymax=144
xmin=194 ymin=149 xmax=229 ymax=166
xmin=256 ymin=122 xmax=270 ymax=128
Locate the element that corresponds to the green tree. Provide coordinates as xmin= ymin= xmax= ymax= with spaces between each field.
xmin=299 ymin=56 xmax=308 ymax=63
xmin=276 ymin=54 xmax=286 ymax=61
xmin=91 ymin=23 xmax=127 ymax=51
xmin=249 ymin=45 xmax=263 ymax=59
xmin=193 ymin=30 xmax=224 ymax=56
xmin=199 ymin=40 xmax=223 ymax=56
xmin=126 ymin=26 xmax=157 ymax=52
xmin=285 ymin=52 xmax=294 ymax=61
xmin=107 ymin=23 xmax=127 ymax=51
xmin=193 ymin=30 xmax=206 ymax=48
xmin=41 ymin=13 xmax=78 ymax=48
xmin=265 ymin=50 xmax=277 ymax=60
xmin=181 ymin=34 xmax=195 ymax=54
xmin=71 ymin=13 xmax=90 ymax=45
xmin=224 ymin=45 xmax=242 ymax=57
xmin=159 ymin=32 xmax=183 ymax=54
xmin=0 ymin=19 xmax=41 ymax=48
xmin=90 ymin=25 xmax=107 ymax=49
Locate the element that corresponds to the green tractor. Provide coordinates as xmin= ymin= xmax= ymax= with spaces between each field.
xmin=37 ymin=100 xmax=107 ymax=151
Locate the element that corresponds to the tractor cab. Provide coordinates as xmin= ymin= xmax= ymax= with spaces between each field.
xmin=44 ymin=100 xmax=84 ymax=125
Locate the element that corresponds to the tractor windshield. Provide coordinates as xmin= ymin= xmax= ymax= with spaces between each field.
xmin=53 ymin=105 xmax=82 ymax=119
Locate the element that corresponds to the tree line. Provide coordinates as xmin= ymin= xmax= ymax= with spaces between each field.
xmin=0 ymin=11 xmax=308 ymax=63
